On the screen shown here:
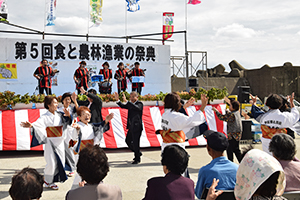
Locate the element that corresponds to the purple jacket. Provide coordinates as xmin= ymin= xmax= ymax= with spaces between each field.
xmin=143 ymin=172 xmax=195 ymax=200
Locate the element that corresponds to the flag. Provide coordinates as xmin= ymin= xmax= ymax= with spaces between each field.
xmin=188 ymin=0 xmax=201 ymax=5
xmin=90 ymin=0 xmax=103 ymax=27
xmin=126 ymin=0 xmax=140 ymax=12
xmin=45 ymin=0 xmax=56 ymax=26
xmin=0 ymin=0 xmax=8 ymax=21
xmin=162 ymin=12 xmax=174 ymax=42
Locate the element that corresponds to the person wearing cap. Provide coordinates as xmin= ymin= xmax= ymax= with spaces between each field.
xmin=74 ymin=61 xmax=89 ymax=94
xmin=128 ymin=62 xmax=145 ymax=95
xmin=195 ymin=130 xmax=238 ymax=199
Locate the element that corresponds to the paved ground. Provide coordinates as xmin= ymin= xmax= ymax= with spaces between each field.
xmin=1 ymin=135 xmax=300 ymax=200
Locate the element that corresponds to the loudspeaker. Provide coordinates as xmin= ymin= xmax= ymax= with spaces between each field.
xmin=238 ymin=86 xmax=250 ymax=103
xmin=189 ymin=79 xmax=198 ymax=87
xmin=241 ymin=120 xmax=252 ymax=140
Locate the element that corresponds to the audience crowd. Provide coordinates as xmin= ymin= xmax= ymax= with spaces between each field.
xmin=9 ymin=91 xmax=300 ymax=200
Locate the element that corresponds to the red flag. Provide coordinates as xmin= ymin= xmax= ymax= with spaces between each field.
xmin=162 ymin=12 xmax=174 ymax=43
xmin=188 ymin=0 xmax=201 ymax=5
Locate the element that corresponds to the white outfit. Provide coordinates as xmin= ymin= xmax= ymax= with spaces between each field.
xmin=32 ymin=110 xmax=70 ymax=183
xmin=256 ymin=107 xmax=299 ymax=154
xmin=71 ymin=121 xmax=109 ymax=189
xmin=58 ymin=105 xmax=76 ymax=172
xmin=161 ymin=108 xmax=206 ymax=150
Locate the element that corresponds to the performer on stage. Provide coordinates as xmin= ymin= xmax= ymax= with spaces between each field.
xmin=20 ymin=96 xmax=72 ymax=190
xmin=128 ymin=62 xmax=145 ymax=95
xmin=33 ymin=59 xmax=57 ymax=95
xmin=57 ymin=92 xmax=79 ymax=177
xmin=114 ymin=62 xmax=128 ymax=94
xmin=158 ymin=92 xmax=208 ymax=151
xmin=114 ymin=92 xmax=143 ymax=164
xmin=99 ymin=62 xmax=112 ymax=94
xmin=74 ymin=61 xmax=89 ymax=94
xmin=69 ymin=106 xmax=114 ymax=188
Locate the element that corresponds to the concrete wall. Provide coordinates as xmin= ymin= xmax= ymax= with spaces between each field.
xmin=244 ymin=65 xmax=300 ymax=100
xmin=171 ymin=76 xmax=248 ymax=95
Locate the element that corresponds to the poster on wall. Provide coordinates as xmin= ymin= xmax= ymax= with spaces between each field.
xmin=0 ymin=63 xmax=17 ymax=79
xmin=0 ymin=38 xmax=171 ymax=95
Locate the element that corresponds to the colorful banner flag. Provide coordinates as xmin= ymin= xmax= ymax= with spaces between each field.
xmin=187 ymin=0 xmax=201 ymax=5
xmin=0 ymin=63 xmax=17 ymax=79
xmin=45 ymin=0 xmax=56 ymax=26
xmin=162 ymin=12 xmax=174 ymax=42
xmin=90 ymin=0 xmax=103 ymax=27
xmin=126 ymin=0 xmax=140 ymax=12
xmin=0 ymin=0 xmax=8 ymax=21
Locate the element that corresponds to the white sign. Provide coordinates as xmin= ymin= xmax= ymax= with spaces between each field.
xmin=0 ymin=38 xmax=171 ymax=95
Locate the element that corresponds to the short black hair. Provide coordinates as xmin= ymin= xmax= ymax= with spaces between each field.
xmin=118 ymin=62 xmax=124 ymax=67
xmin=161 ymin=145 xmax=189 ymax=175
xmin=77 ymin=144 xmax=109 ymax=184
xmin=134 ymin=62 xmax=140 ymax=66
xmin=88 ymin=89 xmax=97 ymax=95
xmin=102 ymin=61 xmax=110 ymax=68
xmin=61 ymin=92 xmax=72 ymax=105
xmin=9 ymin=167 xmax=44 ymax=200
xmin=79 ymin=61 xmax=86 ymax=65
xmin=230 ymin=100 xmax=240 ymax=111
xmin=164 ymin=92 xmax=181 ymax=112
xmin=41 ymin=59 xmax=48 ymax=63
xmin=44 ymin=96 xmax=57 ymax=109
xmin=266 ymin=94 xmax=283 ymax=109
xmin=269 ymin=133 xmax=296 ymax=160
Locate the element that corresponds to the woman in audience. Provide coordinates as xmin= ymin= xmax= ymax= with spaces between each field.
xmin=66 ymin=144 xmax=122 ymax=200
xmin=143 ymin=145 xmax=195 ymax=200
xmin=235 ymin=149 xmax=287 ymax=200
xmin=269 ymin=133 xmax=300 ymax=192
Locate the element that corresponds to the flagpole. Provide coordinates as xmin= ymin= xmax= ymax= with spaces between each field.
xmin=87 ymin=0 xmax=90 ymax=40
xmin=125 ymin=2 xmax=128 ymax=43
xmin=185 ymin=0 xmax=187 ymax=31
xmin=43 ymin=0 xmax=46 ymax=39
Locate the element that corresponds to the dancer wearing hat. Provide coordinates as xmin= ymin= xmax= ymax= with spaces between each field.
xmin=128 ymin=62 xmax=145 ymax=95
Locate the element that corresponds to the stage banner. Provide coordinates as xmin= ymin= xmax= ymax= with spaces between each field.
xmin=45 ymin=0 xmax=56 ymax=26
xmin=0 ymin=38 xmax=170 ymax=95
xmin=0 ymin=0 xmax=8 ymax=21
xmin=90 ymin=0 xmax=103 ymax=27
xmin=0 ymin=63 xmax=17 ymax=79
xmin=162 ymin=12 xmax=174 ymax=41
xmin=188 ymin=0 xmax=201 ymax=5
xmin=126 ymin=0 xmax=140 ymax=12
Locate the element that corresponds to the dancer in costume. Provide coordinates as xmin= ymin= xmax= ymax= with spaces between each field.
xmin=158 ymin=92 xmax=208 ymax=151
xmin=74 ymin=61 xmax=89 ymax=94
xmin=69 ymin=106 xmax=114 ymax=188
xmin=99 ymin=62 xmax=112 ymax=94
xmin=57 ymin=92 xmax=79 ymax=177
xmin=114 ymin=62 xmax=128 ymax=94
xmin=21 ymin=96 xmax=72 ymax=190
xmin=251 ymin=93 xmax=299 ymax=154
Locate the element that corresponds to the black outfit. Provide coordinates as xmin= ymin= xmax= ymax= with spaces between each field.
xmin=117 ymin=100 xmax=143 ymax=162
xmin=227 ymin=138 xmax=242 ymax=162
xmin=77 ymin=93 xmax=103 ymax=123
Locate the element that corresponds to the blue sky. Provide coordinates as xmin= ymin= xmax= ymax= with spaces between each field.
xmin=1 ymin=0 xmax=300 ymax=72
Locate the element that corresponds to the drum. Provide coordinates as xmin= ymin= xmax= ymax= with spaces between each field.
xmin=100 ymin=81 xmax=112 ymax=88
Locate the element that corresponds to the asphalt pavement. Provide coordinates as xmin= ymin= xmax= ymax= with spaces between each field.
xmin=1 ymin=135 xmax=300 ymax=200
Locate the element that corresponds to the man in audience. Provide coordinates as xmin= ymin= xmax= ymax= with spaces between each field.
xmin=9 ymin=167 xmax=44 ymax=200
xmin=66 ymin=144 xmax=122 ymax=200
xmin=195 ymin=130 xmax=238 ymax=199
xmin=269 ymin=133 xmax=300 ymax=192
xmin=143 ymin=145 xmax=195 ymax=200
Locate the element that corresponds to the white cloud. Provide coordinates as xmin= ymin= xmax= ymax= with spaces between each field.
xmin=212 ymin=23 xmax=264 ymax=40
